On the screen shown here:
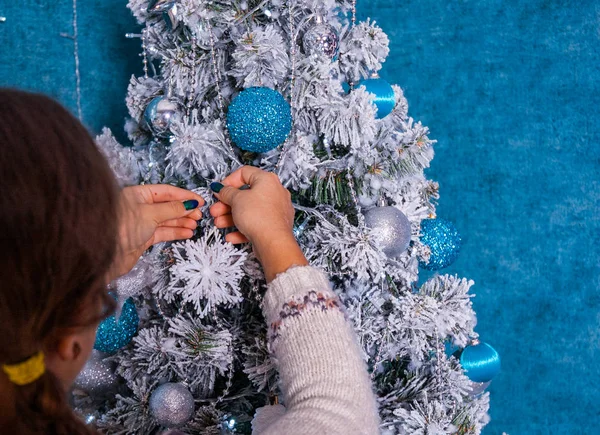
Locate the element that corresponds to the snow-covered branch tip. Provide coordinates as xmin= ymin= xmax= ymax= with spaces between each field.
xmin=168 ymin=227 xmax=247 ymax=317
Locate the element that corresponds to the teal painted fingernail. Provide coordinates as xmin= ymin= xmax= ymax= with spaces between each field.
xmin=183 ymin=199 xmax=199 ymax=210
xmin=239 ymin=184 xmax=251 ymax=190
xmin=210 ymin=182 xmax=224 ymax=193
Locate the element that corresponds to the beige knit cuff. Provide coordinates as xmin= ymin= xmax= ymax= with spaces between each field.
xmin=262 ymin=265 xmax=333 ymax=326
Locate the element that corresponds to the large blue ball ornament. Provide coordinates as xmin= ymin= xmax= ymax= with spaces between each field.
xmin=419 ymin=218 xmax=461 ymax=270
xmin=94 ymin=298 xmax=139 ymax=353
xmin=456 ymin=340 xmax=501 ymax=383
xmin=226 ymin=87 xmax=292 ymax=153
xmin=356 ymin=77 xmax=395 ymax=119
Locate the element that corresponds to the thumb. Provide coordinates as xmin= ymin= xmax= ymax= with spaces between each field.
xmin=215 ymin=185 xmax=240 ymax=206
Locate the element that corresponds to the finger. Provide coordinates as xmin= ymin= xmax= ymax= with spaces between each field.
xmin=220 ymin=165 xmax=264 ymax=188
xmin=187 ymin=208 xmax=203 ymax=221
xmin=214 ymin=214 xmax=235 ymax=229
xmin=145 ymin=199 xmax=199 ymax=224
xmin=225 ymin=231 xmax=249 ymax=244
xmin=213 ymin=185 xmax=241 ymax=206
xmin=210 ymin=202 xmax=231 ymax=217
xmin=153 ymin=227 xmax=194 ymax=244
xmin=142 ymin=184 xmax=205 ymax=205
xmin=160 ymin=217 xmax=198 ymax=230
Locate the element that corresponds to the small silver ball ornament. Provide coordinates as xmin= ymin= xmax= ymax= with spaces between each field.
xmin=144 ymin=96 xmax=179 ymax=139
xmin=302 ymin=16 xmax=340 ymax=60
xmin=115 ymin=259 xmax=151 ymax=300
xmin=147 ymin=0 xmax=176 ymax=13
xmin=364 ymin=206 xmax=412 ymax=258
xmin=162 ymin=3 xmax=179 ymax=31
xmin=73 ymin=350 xmax=118 ymax=396
xmin=149 ymin=382 xmax=195 ymax=428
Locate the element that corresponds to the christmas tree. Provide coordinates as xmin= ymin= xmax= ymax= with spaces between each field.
xmin=80 ymin=0 xmax=500 ymax=433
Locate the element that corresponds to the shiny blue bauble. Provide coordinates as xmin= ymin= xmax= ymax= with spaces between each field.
xmin=444 ymin=340 xmax=461 ymax=357
xmin=226 ymin=87 xmax=292 ymax=153
xmin=356 ymin=77 xmax=395 ymax=119
xmin=94 ymin=297 xmax=139 ymax=353
xmin=419 ymin=218 xmax=461 ymax=270
xmin=455 ymin=341 xmax=501 ymax=383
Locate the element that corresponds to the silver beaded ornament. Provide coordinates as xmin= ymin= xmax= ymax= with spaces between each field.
xmin=144 ymin=96 xmax=179 ymax=139
xmin=302 ymin=15 xmax=340 ymax=60
xmin=364 ymin=206 xmax=412 ymax=258
xmin=149 ymin=382 xmax=195 ymax=428
xmin=73 ymin=350 xmax=118 ymax=396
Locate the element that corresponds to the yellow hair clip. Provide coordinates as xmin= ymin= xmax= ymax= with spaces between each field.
xmin=2 ymin=351 xmax=45 ymax=385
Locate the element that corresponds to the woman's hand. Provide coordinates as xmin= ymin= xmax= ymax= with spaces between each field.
xmin=109 ymin=185 xmax=204 ymax=281
xmin=209 ymin=166 xmax=307 ymax=282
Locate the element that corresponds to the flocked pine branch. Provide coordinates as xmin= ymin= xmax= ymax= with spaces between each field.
xmin=167 ymin=227 xmax=247 ymax=317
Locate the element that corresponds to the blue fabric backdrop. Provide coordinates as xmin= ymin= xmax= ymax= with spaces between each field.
xmin=1 ymin=1 xmax=598 ymax=433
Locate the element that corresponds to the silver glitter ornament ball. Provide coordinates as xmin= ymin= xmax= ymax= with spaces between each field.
xmin=149 ymin=383 xmax=195 ymax=428
xmin=364 ymin=206 xmax=412 ymax=258
xmin=73 ymin=350 xmax=118 ymax=396
xmin=302 ymin=17 xmax=340 ymax=60
xmin=144 ymin=96 xmax=179 ymax=139
xmin=115 ymin=259 xmax=152 ymax=300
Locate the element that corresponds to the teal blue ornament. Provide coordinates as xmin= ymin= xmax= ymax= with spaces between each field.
xmin=226 ymin=87 xmax=292 ymax=153
xmin=419 ymin=218 xmax=461 ymax=270
xmin=94 ymin=298 xmax=138 ymax=353
xmin=356 ymin=77 xmax=395 ymax=119
xmin=444 ymin=340 xmax=460 ymax=357
xmin=456 ymin=339 xmax=501 ymax=383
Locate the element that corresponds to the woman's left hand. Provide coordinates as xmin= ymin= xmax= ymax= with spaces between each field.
xmin=109 ymin=184 xmax=204 ymax=280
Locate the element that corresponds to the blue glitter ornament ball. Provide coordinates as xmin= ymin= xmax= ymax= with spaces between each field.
xmin=226 ymin=87 xmax=292 ymax=153
xmin=356 ymin=77 xmax=396 ymax=119
xmin=94 ymin=297 xmax=139 ymax=353
xmin=419 ymin=218 xmax=461 ymax=270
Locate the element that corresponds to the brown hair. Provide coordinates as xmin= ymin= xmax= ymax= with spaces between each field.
xmin=0 ymin=90 xmax=119 ymax=433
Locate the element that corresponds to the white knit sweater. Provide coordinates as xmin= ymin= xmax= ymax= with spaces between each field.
xmin=252 ymin=266 xmax=380 ymax=435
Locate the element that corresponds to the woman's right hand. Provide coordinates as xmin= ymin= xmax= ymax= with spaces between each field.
xmin=209 ymin=166 xmax=308 ymax=282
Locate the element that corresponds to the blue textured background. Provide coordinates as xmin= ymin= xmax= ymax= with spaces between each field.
xmin=1 ymin=1 xmax=599 ymax=433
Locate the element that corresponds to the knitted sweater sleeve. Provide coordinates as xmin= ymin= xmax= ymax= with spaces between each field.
xmin=254 ymin=266 xmax=380 ymax=435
